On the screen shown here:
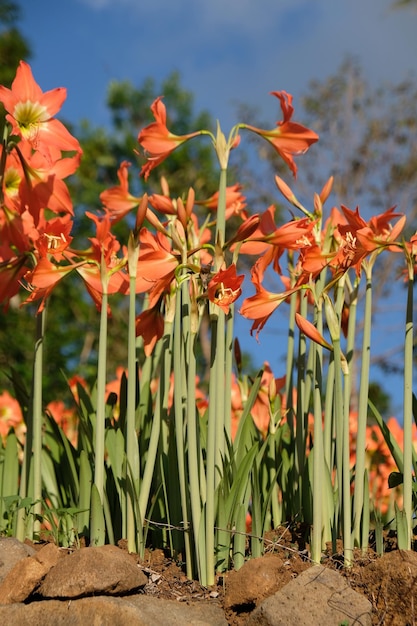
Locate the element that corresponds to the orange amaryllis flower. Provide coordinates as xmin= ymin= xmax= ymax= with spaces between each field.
xmin=294 ymin=243 xmax=335 ymax=287
xmin=356 ymin=206 xmax=405 ymax=253
xmin=23 ymin=256 xmax=82 ymax=312
xmin=196 ymin=184 xmax=248 ymax=221
xmin=331 ymin=205 xmax=405 ymax=276
xmin=294 ymin=312 xmax=333 ymax=351
xmin=242 ymin=91 xmax=318 ymax=178
xmin=207 ymin=264 xmax=244 ymax=314
xmin=14 ymin=140 xmax=80 ymax=221
xmin=33 ymin=214 xmax=73 ymax=260
xmin=132 ymin=226 xmax=187 ymax=305
xmin=138 ymin=96 xmax=202 ymax=180
xmin=239 ymin=205 xmax=315 ymax=251
xmin=70 ymin=212 xmax=128 ymax=310
xmin=240 ymin=260 xmax=300 ymax=340
xmin=0 ymin=390 xmax=24 ymax=441
xmin=0 ymin=61 xmax=82 ymax=160
xmin=238 ymin=206 xmax=316 ymax=277
xmin=100 ymin=161 xmax=148 ymax=225
xmin=135 ymin=304 xmax=165 ymax=356
xmin=0 ymin=253 xmax=28 ymax=308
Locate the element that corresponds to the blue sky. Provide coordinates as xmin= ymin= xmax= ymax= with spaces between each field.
xmin=20 ymin=0 xmax=417 ymax=130
xmin=18 ymin=0 xmax=417 ymax=417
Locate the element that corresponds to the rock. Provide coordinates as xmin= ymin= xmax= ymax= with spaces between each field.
xmin=246 ymin=564 xmax=372 ymax=626
xmin=0 ymin=542 xmax=61 ymax=604
xmin=224 ymin=554 xmax=306 ymax=609
xmin=0 ymin=537 xmax=36 ymax=583
xmin=38 ymin=544 xmax=148 ymax=598
xmin=0 ymin=594 xmax=228 ymax=625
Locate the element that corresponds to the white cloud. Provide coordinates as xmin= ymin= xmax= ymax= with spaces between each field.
xmin=76 ymin=0 xmax=314 ymax=35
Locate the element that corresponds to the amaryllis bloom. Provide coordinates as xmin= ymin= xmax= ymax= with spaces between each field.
xmin=196 ymin=184 xmax=248 ymax=221
xmin=250 ymin=363 xmax=286 ymax=437
xmin=294 ymin=312 xmax=333 ymax=351
xmin=148 ymin=193 xmax=177 ymax=215
xmin=0 ymin=61 xmax=82 ymax=160
xmin=294 ymin=243 xmax=335 ymax=287
xmin=356 ymin=206 xmax=405 ymax=253
xmin=100 ymin=161 xmax=146 ymax=223
xmin=331 ymin=205 xmax=405 ymax=276
xmin=23 ymin=257 xmax=83 ymax=312
xmin=240 ymin=260 xmax=300 ymax=340
xmin=237 ymin=206 xmax=316 ymax=277
xmin=242 ymin=91 xmax=318 ymax=178
xmin=138 ymin=96 xmax=202 ymax=180
xmin=132 ymin=225 xmax=189 ymax=305
xmin=46 ymin=400 xmax=78 ymax=446
xmin=0 ymin=253 xmax=29 ymax=308
xmin=135 ymin=304 xmax=165 ymax=356
xmin=33 ymin=214 xmax=73 ymax=260
xmin=0 ymin=390 xmax=24 ymax=441
xmin=16 ymin=140 xmax=80 ymax=220
xmin=207 ymin=264 xmax=244 ymax=314
xmin=76 ymin=261 xmax=128 ymax=312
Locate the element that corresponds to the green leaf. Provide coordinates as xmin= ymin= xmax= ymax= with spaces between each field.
xmin=395 ymin=503 xmax=409 ymax=550
xmin=388 ymin=471 xmax=404 ymax=489
xmin=78 ymin=450 xmax=92 ymax=536
xmin=90 ymin=483 xmax=105 ymax=546
xmin=233 ymin=369 xmax=264 ymax=457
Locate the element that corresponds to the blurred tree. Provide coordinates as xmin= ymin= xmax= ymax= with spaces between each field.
xmin=240 ymin=57 xmax=417 ymax=415
xmin=0 ymin=0 xmax=31 ymax=87
xmin=392 ymin=0 xmax=417 ymax=8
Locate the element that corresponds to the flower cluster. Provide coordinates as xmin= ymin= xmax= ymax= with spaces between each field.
xmin=1 ymin=62 xmax=416 ymax=568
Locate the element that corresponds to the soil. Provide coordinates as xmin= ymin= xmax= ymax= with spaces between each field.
xmin=27 ymin=524 xmax=417 ymax=625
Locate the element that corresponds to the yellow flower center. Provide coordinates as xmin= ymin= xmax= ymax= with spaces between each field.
xmin=4 ymin=167 xmax=21 ymax=197
xmin=13 ymin=100 xmax=49 ymax=140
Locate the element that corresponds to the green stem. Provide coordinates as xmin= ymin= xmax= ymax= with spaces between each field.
xmin=32 ymin=307 xmax=46 ymax=537
xmin=126 ymin=274 xmax=140 ymax=553
xmin=342 ymin=277 xmax=358 ymax=565
xmin=333 ymin=336 xmax=352 ymax=567
xmin=173 ymin=282 xmax=193 ymax=579
xmin=311 ymin=339 xmax=324 ymax=564
xmin=224 ymin=306 xmax=235 ymax=443
xmin=295 ymin=294 xmax=308 ymax=491
xmin=187 ymin=327 xmax=202 ymax=579
xmin=205 ymin=312 xmax=218 ymax=587
xmin=285 ymin=291 xmax=297 ymax=438
xmin=138 ymin=322 xmax=171 ymax=525
xmin=93 ymin=289 xmax=108 ymax=506
xmin=352 ymin=267 xmax=372 ymax=548
xmin=16 ymin=307 xmax=46 ymax=541
xmin=206 ymin=165 xmax=228 ymax=586
xmin=215 ymin=168 xmax=227 ymax=248
xmin=402 ymin=268 xmax=414 ymax=549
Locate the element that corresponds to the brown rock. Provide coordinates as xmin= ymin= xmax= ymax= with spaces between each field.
xmin=246 ymin=564 xmax=372 ymax=626
xmin=0 ymin=537 xmax=36 ymax=583
xmin=33 ymin=542 xmax=61 ymax=568
xmin=0 ymin=557 xmax=47 ymax=604
xmin=0 ymin=542 xmax=61 ymax=604
xmin=38 ymin=544 xmax=147 ymax=598
xmin=0 ymin=594 xmax=228 ymax=625
xmin=224 ymin=554 xmax=307 ymax=609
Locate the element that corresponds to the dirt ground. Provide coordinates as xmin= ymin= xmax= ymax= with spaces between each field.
xmin=28 ymin=524 xmax=417 ymax=625
xmin=126 ymin=524 xmax=417 ymax=625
